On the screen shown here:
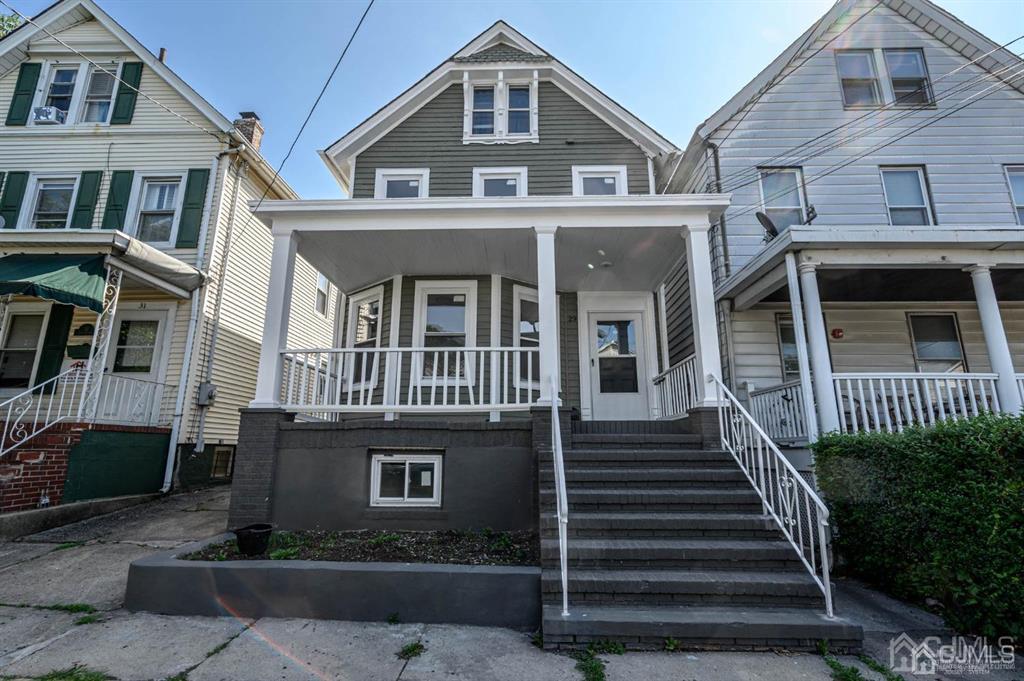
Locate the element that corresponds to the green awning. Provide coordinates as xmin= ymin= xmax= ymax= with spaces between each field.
xmin=0 ymin=254 xmax=107 ymax=313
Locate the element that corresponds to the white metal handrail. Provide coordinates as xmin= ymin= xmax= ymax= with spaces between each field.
xmin=710 ymin=374 xmax=834 ymax=617
xmin=280 ymin=347 xmax=541 ymax=414
xmin=93 ymin=374 xmax=167 ymax=426
xmin=549 ymin=374 xmax=569 ymax=617
xmin=653 ymin=353 xmax=698 ymax=419
xmin=833 ymin=372 xmax=999 ymax=434
xmin=0 ymin=366 xmax=87 ymax=458
xmin=749 ymin=380 xmax=808 ymax=442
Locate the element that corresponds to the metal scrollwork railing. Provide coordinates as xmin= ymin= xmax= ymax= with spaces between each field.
xmin=0 ymin=366 xmax=88 ymax=458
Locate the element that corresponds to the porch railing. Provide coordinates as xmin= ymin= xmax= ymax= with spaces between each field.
xmin=93 ymin=374 xmax=168 ymax=426
xmin=0 ymin=366 xmax=88 ymax=458
xmin=280 ymin=347 xmax=541 ymax=414
xmin=748 ymin=380 xmax=808 ymax=442
xmin=653 ymin=353 xmax=698 ymax=419
xmin=711 ymin=374 xmax=833 ymax=617
xmin=833 ymin=372 xmax=999 ymax=434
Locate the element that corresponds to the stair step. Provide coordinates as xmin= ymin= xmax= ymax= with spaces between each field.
xmin=549 ymin=467 xmax=748 ymax=487
xmin=542 ymin=604 xmax=862 ymax=652
xmin=571 ymin=433 xmax=703 ymax=449
xmin=573 ymin=420 xmax=692 ymax=435
xmin=549 ymin=449 xmax=735 ymax=467
xmin=541 ymin=538 xmax=802 ymax=569
xmin=542 ymin=488 xmax=763 ymax=512
xmin=541 ymin=512 xmax=778 ymax=538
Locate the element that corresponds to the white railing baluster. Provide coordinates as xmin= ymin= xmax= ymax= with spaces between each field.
xmin=652 ymin=354 xmax=698 ymax=419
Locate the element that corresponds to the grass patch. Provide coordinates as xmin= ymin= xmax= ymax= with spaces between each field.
xmin=367 ymin=532 xmax=401 ymax=547
xmin=663 ymin=637 xmax=679 ymax=652
xmin=396 ymin=641 xmax=425 ymax=660
xmin=818 ymin=640 xmax=867 ymax=681
xmin=73 ymin=614 xmax=101 ymax=625
xmin=588 ymin=640 xmax=625 ymax=655
xmin=53 ymin=541 xmax=85 ymax=551
xmin=36 ymin=667 xmax=113 ymax=681
xmin=268 ymin=547 xmax=300 ymax=560
xmin=857 ymin=654 xmax=903 ymax=681
xmin=573 ymin=650 xmax=606 ymax=681
xmin=386 ymin=612 xmax=400 ymax=625
xmin=46 ymin=603 xmax=97 ymax=614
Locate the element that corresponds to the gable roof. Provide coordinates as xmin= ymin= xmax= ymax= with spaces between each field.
xmin=320 ymin=20 xmax=677 ymax=193
xmin=0 ymin=0 xmax=297 ymax=199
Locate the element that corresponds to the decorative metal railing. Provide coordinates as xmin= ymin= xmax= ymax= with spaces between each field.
xmin=93 ymin=374 xmax=167 ymax=426
xmin=748 ymin=380 xmax=808 ymax=442
xmin=279 ymin=347 xmax=541 ymax=414
xmin=549 ymin=374 xmax=570 ymax=617
xmin=711 ymin=374 xmax=834 ymax=617
xmin=832 ymin=372 xmax=999 ymax=434
xmin=653 ymin=353 xmax=698 ymax=419
xmin=0 ymin=366 xmax=87 ymax=458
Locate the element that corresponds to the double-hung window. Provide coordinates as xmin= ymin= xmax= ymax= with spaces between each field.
xmin=463 ymin=80 xmax=537 ymax=142
xmin=30 ymin=177 xmax=77 ymax=229
xmin=346 ymin=285 xmax=382 ymax=387
xmin=572 ymin=166 xmax=628 ymax=196
xmin=0 ymin=307 xmax=48 ymax=389
xmin=884 ymin=49 xmax=932 ymax=105
xmin=135 ymin=178 xmax=181 ymax=243
xmin=758 ymin=168 xmax=807 ymax=230
xmin=43 ymin=65 xmax=79 ymax=122
xmin=373 ymin=169 xmax=429 ymax=199
xmin=413 ymin=280 xmax=477 ymax=379
xmin=1005 ymin=166 xmax=1024 ymax=224
xmin=513 ymin=285 xmax=541 ymax=385
xmin=472 ymin=87 xmax=495 ymax=135
xmin=315 ymin=272 xmax=331 ymax=317
xmin=81 ymin=65 xmax=117 ymax=123
xmin=881 ymin=167 xmax=933 ymax=225
xmin=908 ymin=313 xmax=965 ymax=373
xmin=472 ymin=167 xmax=527 ymax=197
xmin=506 ymin=86 xmax=531 ymax=135
xmin=370 ymin=452 xmax=442 ymax=507
xmin=775 ymin=315 xmax=801 ymax=383
xmin=836 ymin=50 xmax=882 ymax=107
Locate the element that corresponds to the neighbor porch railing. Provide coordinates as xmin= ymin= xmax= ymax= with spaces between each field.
xmin=711 ymin=374 xmax=833 ymax=617
xmin=1018 ymin=374 xmax=1024 ymax=404
xmin=280 ymin=347 xmax=541 ymax=414
xmin=653 ymin=353 xmax=698 ymax=419
xmin=832 ymin=372 xmax=999 ymax=434
xmin=748 ymin=380 xmax=808 ymax=442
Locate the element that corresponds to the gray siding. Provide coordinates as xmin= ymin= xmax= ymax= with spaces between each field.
xmin=662 ymin=251 xmax=694 ymax=367
xmin=352 ymin=82 xmax=651 ymax=198
xmin=686 ymin=0 xmax=1024 ymax=273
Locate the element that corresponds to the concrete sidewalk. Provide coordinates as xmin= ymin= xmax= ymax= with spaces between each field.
xmin=0 ymin=487 xmax=1016 ymax=681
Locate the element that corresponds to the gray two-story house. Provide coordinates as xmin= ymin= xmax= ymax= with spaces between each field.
xmin=231 ymin=21 xmax=862 ymax=651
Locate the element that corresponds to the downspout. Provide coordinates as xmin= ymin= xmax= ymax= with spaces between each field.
xmin=707 ymin=141 xmax=731 ymax=279
xmin=193 ymin=157 xmax=248 ymax=454
xmin=160 ymin=146 xmax=240 ymax=493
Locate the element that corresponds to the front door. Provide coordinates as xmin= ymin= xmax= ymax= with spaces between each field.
xmin=587 ymin=312 xmax=650 ymax=420
xmin=99 ymin=309 xmax=167 ymax=423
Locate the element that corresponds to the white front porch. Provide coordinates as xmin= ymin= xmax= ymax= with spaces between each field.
xmin=250 ymin=195 xmax=729 ymax=420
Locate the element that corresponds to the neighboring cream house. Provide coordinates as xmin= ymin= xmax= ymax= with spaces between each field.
xmin=0 ymin=0 xmax=333 ymax=511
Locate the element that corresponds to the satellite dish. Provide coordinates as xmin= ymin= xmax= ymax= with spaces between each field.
xmin=756 ymin=212 xmax=778 ymax=242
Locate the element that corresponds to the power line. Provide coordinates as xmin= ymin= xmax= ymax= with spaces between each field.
xmin=0 ymin=0 xmax=226 ymax=141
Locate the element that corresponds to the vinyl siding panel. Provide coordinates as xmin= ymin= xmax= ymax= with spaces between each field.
xmin=662 ymin=252 xmax=693 ymax=366
xmin=352 ymin=82 xmax=651 ymax=197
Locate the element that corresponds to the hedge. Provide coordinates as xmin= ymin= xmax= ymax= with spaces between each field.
xmin=813 ymin=413 xmax=1024 ymax=639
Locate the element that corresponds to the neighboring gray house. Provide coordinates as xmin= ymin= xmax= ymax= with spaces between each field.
xmin=668 ymin=0 xmax=1024 ymax=449
xmin=231 ymin=22 xmax=862 ymax=651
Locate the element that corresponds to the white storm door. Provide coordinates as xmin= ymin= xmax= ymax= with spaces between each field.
xmin=587 ymin=312 xmax=650 ymax=420
xmin=99 ymin=309 xmax=168 ymax=423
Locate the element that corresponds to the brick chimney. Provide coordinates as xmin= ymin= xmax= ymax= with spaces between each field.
xmin=233 ymin=111 xmax=264 ymax=152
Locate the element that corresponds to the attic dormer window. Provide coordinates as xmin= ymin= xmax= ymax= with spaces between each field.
xmin=462 ymin=71 xmax=539 ymax=144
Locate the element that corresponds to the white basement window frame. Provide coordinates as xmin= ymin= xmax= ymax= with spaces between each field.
xmin=369 ymin=452 xmax=443 ymax=507
xmin=572 ymin=165 xmax=629 ymax=196
xmin=126 ymin=173 xmax=187 ymax=247
xmin=880 ymin=166 xmax=934 ymax=226
xmin=21 ymin=174 xmax=79 ymax=229
xmin=411 ymin=279 xmax=478 ymax=384
xmin=461 ymin=71 xmax=540 ymax=144
xmin=373 ymin=168 xmax=430 ymax=199
xmin=345 ymin=284 xmax=384 ymax=389
xmin=472 ymin=167 xmax=528 ymax=197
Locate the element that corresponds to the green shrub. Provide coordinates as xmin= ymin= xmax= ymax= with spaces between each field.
xmin=814 ymin=413 xmax=1024 ymax=639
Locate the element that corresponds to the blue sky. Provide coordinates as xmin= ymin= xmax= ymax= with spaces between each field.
xmin=12 ymin=0 xmax=1022 ymax=198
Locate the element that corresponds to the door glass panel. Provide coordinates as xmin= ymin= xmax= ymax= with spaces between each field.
xmin=595 ymin=320 xmax=638 ymax=393
xmin=112 ymin=319 xmax=159 ymax=373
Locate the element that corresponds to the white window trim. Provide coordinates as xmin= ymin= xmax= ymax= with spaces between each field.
xmin=774 ymin=313 xmax=801 ymax=384
xmin=314 ymin=272 xmax=331 ymax=318
xmin=757 ymin=167 xmax=807 ymax=227
xmin=880 ymin=166 xmax=934 ymax=226
xmin=835 ymin=49 xmax=883 ymax=108
xmin=29 ymin=60 xmax=122 ymax=128
xmin=370 ymin=452 xmax=443 ymax=507
xmin=511 ymin=284 xmax=559 ymax=391
xmin=411 ymin=279 xmax=478 ymax=385
xmin=19 ymin=173 xmax=80 ymax=230
xmin=1004 ymin=165 xmax=1024 ymax=225
xmin=906 ymin=312 xmax=967 ymax=373
xmin=0 ymin=302 xmax=53 ymax=395
xmin=461 ymin=70 xmax=540 ymax=144
xmin=472 ymin=167 xmax=528 ymax=198
xmin=345 ymin=284 xmax=384 ymax=389
xmin=882 ymin=48 xmax=933 ymax=107
xmin=122 ymin=171 xmax=188 ymax=247
xmin=571 ymin=165 xmax=629 ymax=197
xmin=373 ymin=168 xmax=429 ymax=199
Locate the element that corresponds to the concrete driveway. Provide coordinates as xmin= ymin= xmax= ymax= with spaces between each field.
xmin=0 ymin=488 xmax=1015 ymax=681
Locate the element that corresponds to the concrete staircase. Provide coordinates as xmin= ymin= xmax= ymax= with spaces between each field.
xmin=539 ymin=419 xmax=862 ymax=652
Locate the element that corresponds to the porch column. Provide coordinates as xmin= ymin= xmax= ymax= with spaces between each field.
xmin=684 ymin=222 xmax=723 ymax=406
xmin=80 ymin=266 xmax=123 ymax=421
xmin=784 ymin=253 xmax=819 ymax=442
xmin=535 ymin=226 xmax=560 ymax=405
xmin=797 ymin=262 xmax=841 ymax=434
xmin=252 ymin=232 xmax=297 ymax=407
xmin=968 ymin=265 xmax=1022 ymax=414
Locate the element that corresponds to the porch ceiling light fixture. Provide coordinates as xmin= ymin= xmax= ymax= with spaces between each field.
xmin=587 ymin=263 xmax=595 ymax=270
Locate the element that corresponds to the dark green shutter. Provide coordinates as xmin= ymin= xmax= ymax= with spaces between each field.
xmin=70 ymin=171 xmax=103 ymax=229
xmin=36 ymin=304 xmax=75 ymax=389
xmin=175 ymin=168 xmax=210 ymax=248
xmin=6 ymin=63 xmax=41 ymax=126
xmin=0 ymin=171 xmax=29 ymax=229
xmin=100 ymin=170 xmax=134 ymax=230
xmin=109 ymin=62 xmax=142 ymax=125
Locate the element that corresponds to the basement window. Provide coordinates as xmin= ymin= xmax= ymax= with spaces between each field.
xmin=370 ymin=452 xmax=442 ymax=507
xmin=211 ymin=446 xmax=235 ymax=479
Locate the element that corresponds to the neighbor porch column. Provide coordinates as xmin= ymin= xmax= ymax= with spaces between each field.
xmin=784 ymin=253 xmax=819 ymax=442
xmin=797 ymin=261 xmax=841 ymax=434
xmin=252 ymin=231 xmax=298 ymax=407
xmin=968 ymin=265 xmax=1022 ymax=414
xmin=535 ymin=226 xmax=560 ymax=405
xmin=684 ymin=222 xmax=724 ymax=406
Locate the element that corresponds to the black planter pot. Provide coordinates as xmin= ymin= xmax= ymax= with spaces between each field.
xmin=233 ymin=523 xmax=273 ymax=556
